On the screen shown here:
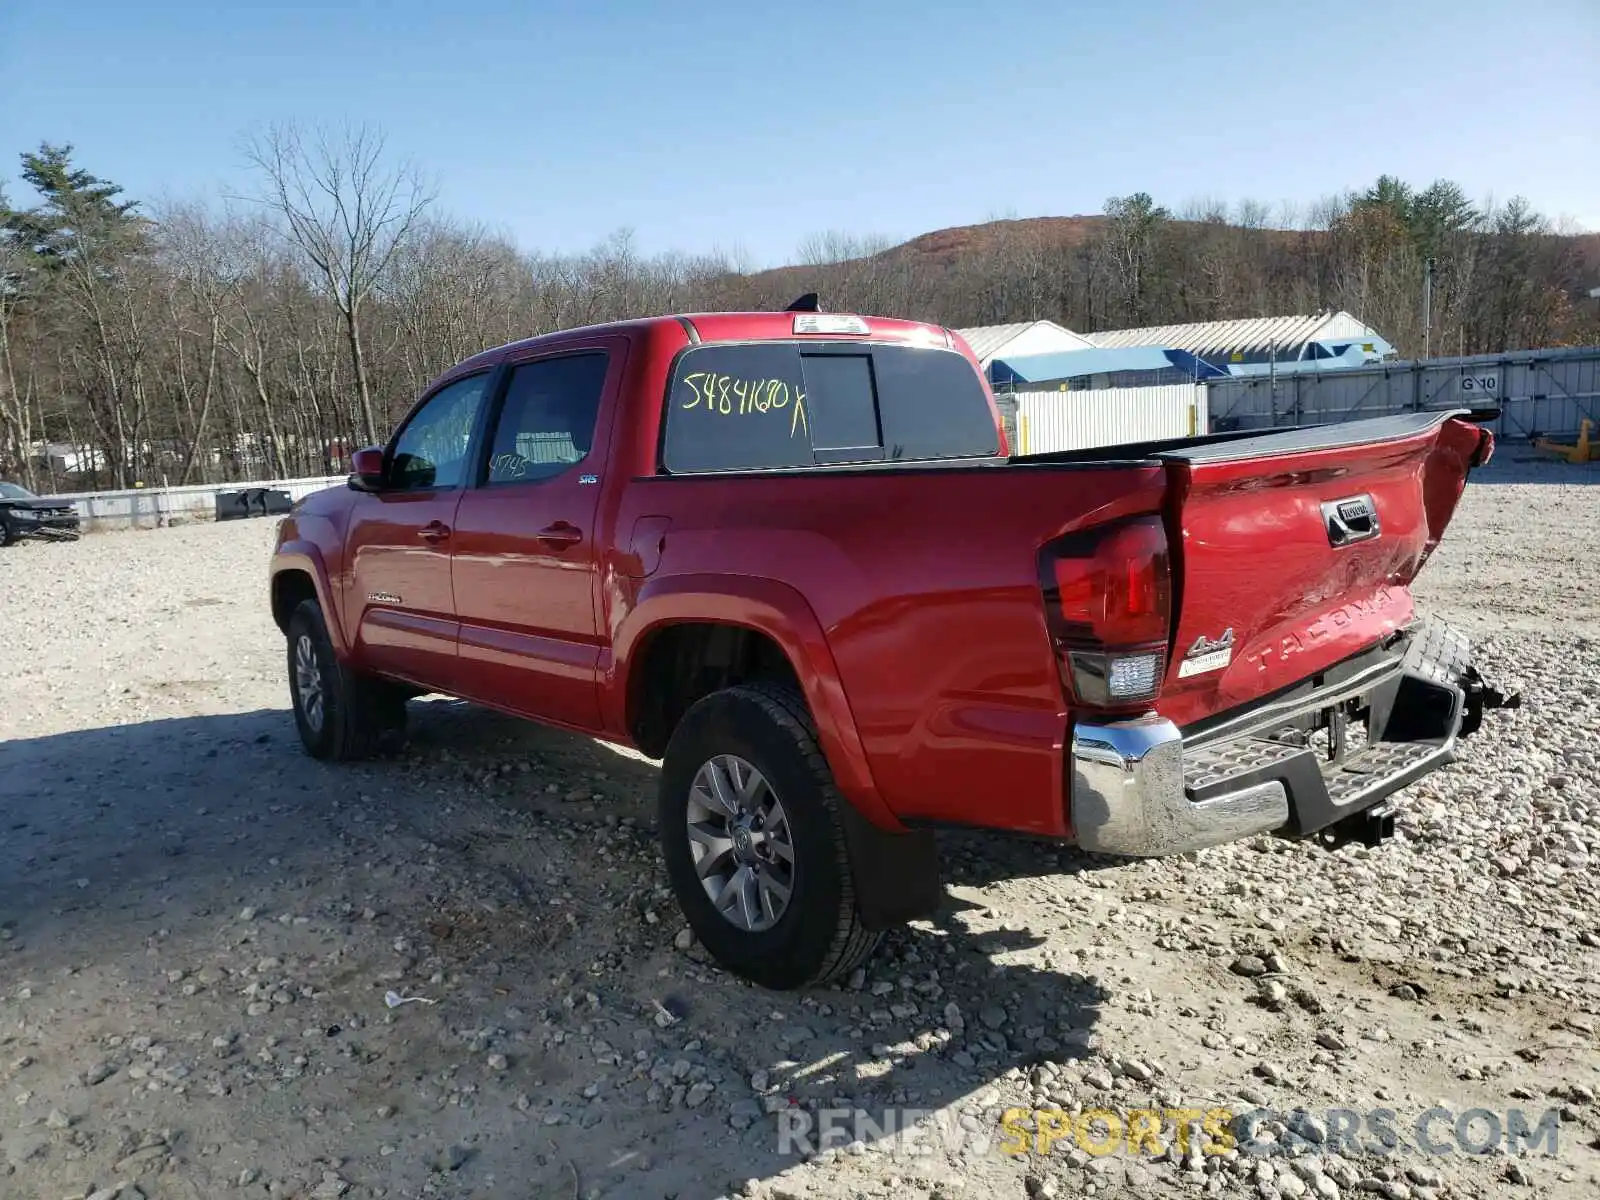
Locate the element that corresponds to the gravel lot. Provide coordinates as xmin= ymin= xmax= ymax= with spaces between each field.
xmin=1 ymin=456 xmax=1597 ymax=1200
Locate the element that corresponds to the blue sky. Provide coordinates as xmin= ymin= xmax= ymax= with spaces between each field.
xmin=2 ymin=0 xmax=1596 ymax=266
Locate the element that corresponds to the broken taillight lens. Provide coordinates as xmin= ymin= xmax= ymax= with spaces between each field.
xmin=1039 ymin=515 xmax=1172 ymax=708
xmin=1472 ymin=427 xmax=1495 ymax=467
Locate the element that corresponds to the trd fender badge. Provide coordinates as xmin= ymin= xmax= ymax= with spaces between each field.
xmin=368 ymin=591 xmax=402 ymax=605
xmin=1179 ymin=627 xmax=1234 ymax=678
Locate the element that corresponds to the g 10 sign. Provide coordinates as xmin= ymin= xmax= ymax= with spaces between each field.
xmin=1455 ymin=370 xmax=1502 ymax=398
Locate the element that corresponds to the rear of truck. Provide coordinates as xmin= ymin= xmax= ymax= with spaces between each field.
xmin=1044 ymin=411 xmax=1517 ymax=857
xmin=639 ymin=313 xmax=1516 ymax=861
xmin=621 ymin=311 xmax=1521 ymax=989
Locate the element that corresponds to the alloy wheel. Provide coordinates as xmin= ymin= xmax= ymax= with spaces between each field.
xmin=294 ymin=634 xmax=325 ymax=734
xmin=685 ymin=754 xmax=796 ymax=933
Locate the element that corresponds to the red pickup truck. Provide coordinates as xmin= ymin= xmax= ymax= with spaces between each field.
xmin=269 ymin=308 xmax=1515 ymax=989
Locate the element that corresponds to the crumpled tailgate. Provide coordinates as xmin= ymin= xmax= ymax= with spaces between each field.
xmin=1154 ymin=412 xmax=1490 ymax=729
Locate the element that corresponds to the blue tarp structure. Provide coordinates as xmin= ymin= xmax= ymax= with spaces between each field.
xmin=990 ymin=346 xmax=1228 ymax=388
xmin=1222 ymin=341 xmax=1384 ymax=376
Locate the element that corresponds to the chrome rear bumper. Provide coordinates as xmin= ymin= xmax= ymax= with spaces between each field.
xmin=1069 ymin=621 xmax=1488 ymax=857
xmin=1071 ymin=718 xmax=1290 ymax=856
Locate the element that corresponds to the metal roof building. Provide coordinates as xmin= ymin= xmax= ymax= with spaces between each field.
xmin=1088 ymin=311 xmax=1391 ymax=368
xmin=953 ymin=320 xmax=1097 ymax=367
xmin=989 ymin=346 xmax=1227 ymax=389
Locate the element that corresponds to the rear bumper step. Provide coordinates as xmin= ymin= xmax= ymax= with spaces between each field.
xmin=1070 ymin=620 xmax=1513 ymax=857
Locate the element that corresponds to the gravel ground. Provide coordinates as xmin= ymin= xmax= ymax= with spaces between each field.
xmin=1 ymin=455 xmax=1597 ymax=1200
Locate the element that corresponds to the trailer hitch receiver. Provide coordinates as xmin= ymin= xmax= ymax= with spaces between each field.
xmin=1458 ymin=664 xmax=1521 ymax=739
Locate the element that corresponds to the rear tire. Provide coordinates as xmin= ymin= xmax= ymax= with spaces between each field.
xmin=0 ymin=514 xmax=17 ymax=547
xmin=287 ymin=599 xmax=408 ymax=761
xmin=658 ymin=683 xmax=880 ymax=989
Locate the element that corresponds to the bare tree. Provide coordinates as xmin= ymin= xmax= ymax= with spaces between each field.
xmin=243 ymin=122 xmax=434 ymax=444
xmin=796 ymin=230 xmax=894 ymax=267
xmin=384 ymin=217 xmax=524 ymax=390
xmin=153 ymin=201 xmax=243 ymax=482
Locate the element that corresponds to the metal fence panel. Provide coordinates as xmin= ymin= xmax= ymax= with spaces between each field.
xmin=1015 ymin=385 xmax=1203 ymax=454
xmin=54 ymin=475 xmax=348 ymax=532
xmin=1204 ymin=345 xmax=1600 ymax=439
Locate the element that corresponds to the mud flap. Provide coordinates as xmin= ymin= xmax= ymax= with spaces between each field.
xmin=837 ymin=805 xmax=943 ymax=930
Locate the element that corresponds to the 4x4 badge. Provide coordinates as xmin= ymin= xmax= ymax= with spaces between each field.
xmin=1179 ymin=627 xmax=1234 ymax=678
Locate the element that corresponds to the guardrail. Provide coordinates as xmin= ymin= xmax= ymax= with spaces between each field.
xmin=51 ymin=474 xmax=348 ymax=532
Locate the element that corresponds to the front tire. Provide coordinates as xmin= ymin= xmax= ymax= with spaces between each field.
xmin=658 ymin=683 xmax=880 ymax=989
xmin=286 ymin=599 xmax=407 ymax=761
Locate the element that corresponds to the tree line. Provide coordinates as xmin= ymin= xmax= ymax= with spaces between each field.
xmin=1 ymin=123 xmax=1594 ymax=490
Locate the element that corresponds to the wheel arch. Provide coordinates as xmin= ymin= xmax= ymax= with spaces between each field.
xmin=271 ymin=545 xmax=348 ymax=657
xmin=607 ymin=573 xmax=900 ymax=831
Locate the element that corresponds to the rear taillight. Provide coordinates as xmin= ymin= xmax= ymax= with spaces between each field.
xmin=1039 ymin=515 xmax=1172 ymax=709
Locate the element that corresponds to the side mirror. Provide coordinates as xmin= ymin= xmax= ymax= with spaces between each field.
xmin=348 ymin=446 xmax=387 ymax=492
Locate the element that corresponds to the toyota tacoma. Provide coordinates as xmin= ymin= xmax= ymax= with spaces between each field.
xmin=269 ymin=308 xmax=1516 ymax=988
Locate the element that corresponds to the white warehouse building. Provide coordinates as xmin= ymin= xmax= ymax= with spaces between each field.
xmin=954 ymin=311 xmax=1396 ymax=455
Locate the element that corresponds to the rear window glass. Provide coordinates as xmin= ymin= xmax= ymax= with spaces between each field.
xmin=803 ymin=354 xmax=881 ymax=451
xmin=661 ymin=342 xmax=998 ymax=474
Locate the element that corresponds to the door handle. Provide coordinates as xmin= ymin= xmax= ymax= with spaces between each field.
xmin=418 ymin=521 xmax=451 ymax=544
xmin=535 ymin=522 xmax=583 ymax=547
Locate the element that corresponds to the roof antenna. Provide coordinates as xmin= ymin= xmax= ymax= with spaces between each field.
xmin=785 ymin=292 xmax=821 ymax=312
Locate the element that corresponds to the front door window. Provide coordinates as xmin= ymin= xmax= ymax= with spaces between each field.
xmin=389 ymin=373 xmax=491 ymax=490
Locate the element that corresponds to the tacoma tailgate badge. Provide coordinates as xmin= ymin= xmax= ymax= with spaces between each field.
xmin=1179 ymin=627 xmax=1234 ymax=678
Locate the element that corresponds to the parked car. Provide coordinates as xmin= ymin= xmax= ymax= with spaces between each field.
xmin=0 ymin=482 xmax=81 ymax=545
xmin=268 ymin=308 xmax=1517 ymax=989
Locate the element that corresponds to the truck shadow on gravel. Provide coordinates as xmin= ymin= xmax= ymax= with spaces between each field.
xmin=0 ymin=702 xmax=1111 ymax=1198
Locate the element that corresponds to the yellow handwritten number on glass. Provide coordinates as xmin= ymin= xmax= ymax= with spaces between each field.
xmin=677 ymin=374 xmax=808 ymax=437
xmin=680 ymin=373 xmax=705 ymax=410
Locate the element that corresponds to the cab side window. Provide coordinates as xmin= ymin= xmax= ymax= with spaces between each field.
xmin=389 ymin=373 xmax=491 ymax=490
xmin=485 ymin=353 xmax=610 ymax=485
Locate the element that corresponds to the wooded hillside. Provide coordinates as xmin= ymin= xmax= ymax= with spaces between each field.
xmin=3 ymin=126 xmax=1595 ymax=489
